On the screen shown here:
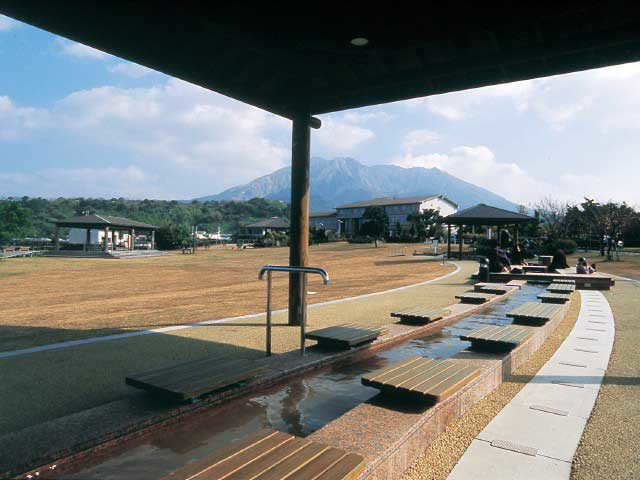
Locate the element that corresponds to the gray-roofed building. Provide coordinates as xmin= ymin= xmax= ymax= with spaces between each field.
xmin=336 ymin=195 xmax=458 ymax=236
xmin=52 ymin=213 xmax=158 ymax=253
xmin=240 ymin=217 xmax=290 ymax=239
xmin=309 ymin=210 xmax=339 ymax=233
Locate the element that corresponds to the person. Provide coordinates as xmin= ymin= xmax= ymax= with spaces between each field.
xmin=548 ymin=249 xmax=569 ymax=272
xmin=576 ymin=256 xmax=595 ymax=274
xmin=511 ymin=243 xmax=528 ymax=266
xmin=488 ymin=239 xmax=511 ymax=273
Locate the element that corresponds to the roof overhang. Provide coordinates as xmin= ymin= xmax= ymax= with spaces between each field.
xmin=2 ymin=2 xmax=640 ymax=118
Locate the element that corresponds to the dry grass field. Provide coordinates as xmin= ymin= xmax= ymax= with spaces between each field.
xmin=0 ymin=242 xmax=452 ymax=351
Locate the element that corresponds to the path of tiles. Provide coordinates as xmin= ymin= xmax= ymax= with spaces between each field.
xmin=448 ymin=291 xmax=614 ymax=480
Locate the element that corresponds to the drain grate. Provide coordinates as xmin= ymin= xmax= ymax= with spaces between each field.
xmin=574 ymin=348 xmax=599 ymax=353
xmin=559 ymin=361 xmax=587 ymax=368
xmin=588 ymin=320 xmax=607 ymax=324
xmin=530 ymin=404 xmax=569 ymax=416
xmin=552 ymin=381 xmax=585 ymax=388
xmin=490 ymin=439 xmax=538 ymax=456
xmin=576 ymin=336 xmax=598 ymax=341
xmin=586 ymin=328 xmax=607 ymax=332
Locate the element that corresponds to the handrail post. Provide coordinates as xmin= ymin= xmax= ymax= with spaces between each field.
xmin=266 ymin=269 xmax=272 ymax=356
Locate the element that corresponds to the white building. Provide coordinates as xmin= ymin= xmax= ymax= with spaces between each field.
xmin=336 ymin=194 xmax=458 ymax=236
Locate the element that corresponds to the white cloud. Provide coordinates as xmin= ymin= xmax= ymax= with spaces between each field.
xmin=0 ymin=79 xmax=292 ymax=198
xmin=402 ymin=129 xmax=441 ymax=150
xmin=341 ymin=111 xmax=395 ymax=124
xmin=313 ymin=119 xmax=374 ymax=153
xmin=58 ymin=39 xmax=110 ymax=60
xmin=0 ymin=14 xmax=18 ymax=31
xmin=108 ymin=62 xmax=155 ymax=79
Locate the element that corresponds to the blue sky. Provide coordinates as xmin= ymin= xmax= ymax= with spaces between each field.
xmin=1 ymin=14 xmax=639 ymax=206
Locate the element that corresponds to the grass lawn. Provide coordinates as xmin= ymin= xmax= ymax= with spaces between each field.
xmin=0 ymin=242 xmax=453 ymax=351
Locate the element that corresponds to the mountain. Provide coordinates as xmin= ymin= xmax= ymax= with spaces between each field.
xmin=198 ymin=157 xmax=520 ymax=212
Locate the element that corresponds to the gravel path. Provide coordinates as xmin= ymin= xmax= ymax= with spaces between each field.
xmin=571 ymin=279 xmax=640 ymax=479
xmin=402 ymin=292 xmax=581 ymax=480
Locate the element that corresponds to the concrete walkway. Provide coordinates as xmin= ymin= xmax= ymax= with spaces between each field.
xmin=448 ymin=291 xmax=614 ymax=480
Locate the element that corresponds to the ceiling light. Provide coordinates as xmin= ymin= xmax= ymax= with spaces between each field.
xmin=350 ymin=37 xmax=369 ymax=47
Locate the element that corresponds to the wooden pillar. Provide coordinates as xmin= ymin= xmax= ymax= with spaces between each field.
xmin=151 ymin=230 xmax=155 ymax=250
xmin=103 ymin=227 xmax=110 ymax=252
xmin=459 ymin=224 xmax=464 ymax=260
xmin=288 ymin=112 xmax=311 ymax=326
xmin=447 ymin=224 xmax=451 ymax=259
xmin=514 ymin=224 xmax=519 ymax=246
xmin=54 ymin=225 xmax=60 ymax=251
xmin=130 ymin=228 xmax=135 ymax=251
xmin=85 ymin=228 xmax=91 ymax=252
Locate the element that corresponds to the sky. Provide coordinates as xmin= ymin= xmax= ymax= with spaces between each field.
xmin=1 ymin=14 xmax=639 ymax=207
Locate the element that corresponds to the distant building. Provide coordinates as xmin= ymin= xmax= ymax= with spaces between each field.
xmin=240 ymin=217 xmax=290 ymax=239
xmin=309 ymin=210 xmax=339 ymax=232
xmin=336 ymin=195 xmax=458 ymax=236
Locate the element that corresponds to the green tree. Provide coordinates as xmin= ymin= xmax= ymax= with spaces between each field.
xmin=361 ymin=206 xmax=388 ymax=239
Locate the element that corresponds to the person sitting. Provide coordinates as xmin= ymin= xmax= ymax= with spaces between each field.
xmin=511 ymin=244 xmax=528 ymax=266
xmin=576 ymin=257 xmax=595 ymax=274
xmin=488 ymin=239 xmax=511 ymax=273
xmin=548 ymin=249 xmax=569 ymax=272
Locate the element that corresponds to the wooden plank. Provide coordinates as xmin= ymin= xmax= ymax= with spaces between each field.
xmin=506 ymin=302 xmax=562 ymax=325
xmin=552 ymin=278 xmax=576 ymax=284
xmin=460 ymin=325 xmax=531 ymax=350
xmin=455 ymin=292 xmax=494 ymax=304
xmin=473 ymin=283 xmax=513 ymax=294
xmin=362 ymin=357 xmax=480 ymax=403
xmin=161 ymin=429 xmax=276 ymax=480
xmin=164 ymin=429 xmax=365 ymax=480
xmin=391 ymin=307 xmax=449 ymax=324
xmin=547 ymin=283 xmax=575 ymax=293
xmin=538 ymin=292 xmax=571 ymax=304
xmin=306 ymin=324 xmax=384 ymax=348
xmin=523 ymin=265 xmax=548 ymax=273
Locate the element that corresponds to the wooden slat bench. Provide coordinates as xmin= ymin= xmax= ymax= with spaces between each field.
xmin=361 ymin=356 xmax=480 ymax=403
xmin=390 ymin=307 xmax=450 ymax=324
xmin=473 ymin=283 xmax=514 ymax=295
xmin=547 ymin=283 xmax=576 ymax=293
xmin=161 ymin=428 xmax=365 ymax=480
xmin=552 ymin=278 xmax=576 ymax=284
xmin=538 ymin=292 xmax=572 ymax=304
xmin=126 ymin=356 xmax=267 ymax=401
xmin=522 ymin=265 xmax=548 ymax=273
xmin=305 ymin=323 xmax=387 ymax=349
xmin=506 ymin=302 xmax=562 ymax=326
xmin=455 ymin=291 xmax=494 ymax=304
xmin=506 ymin=279 xmax=527 ymax=289
xmin=460 ymin=325 xmax=532 ymax=351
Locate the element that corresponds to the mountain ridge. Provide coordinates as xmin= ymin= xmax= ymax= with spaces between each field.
xmin=197 ymin=157 xmax=520 ymax=212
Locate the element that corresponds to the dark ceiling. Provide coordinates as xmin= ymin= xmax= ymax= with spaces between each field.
xmin=2 ymin=1 xmax=640 ymax=119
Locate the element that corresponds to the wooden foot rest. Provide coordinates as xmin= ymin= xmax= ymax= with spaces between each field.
xmin=160 ymin=428 xmax=365 ymax=480
xmin=460 ymin=325 xmax=532 ymax=350
xmin=538 ymin=292 xmax=572 ymax=304
xmin=305 ymin=323 xmax=387 ymax=349
xmin=391 ymin=307 xmax=450 ymax=324
xmin=547 ymin=283 xmax=576 ymax=293
xmin=506 ymin=302 xmax=562 ymax=325
xmin=126 ymin=356 xmax=268 ymax=401
xmin=455 ymin=292 xmax=494 ymax=304
xmin=473 ymin=283 xmax=514 ymax=295
xmin=552 ymin=278 xmax=576 ymax=284
xmin=522 ymin=265 xmax=549 ymax=273
xmin=361 ymin=356 xmax=480 ymax=403
xmin=506 ymin=279 xmax=527 ymax=288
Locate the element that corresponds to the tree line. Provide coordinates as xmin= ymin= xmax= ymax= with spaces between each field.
xmin=0 ymin=196 xmax=290 ymax=247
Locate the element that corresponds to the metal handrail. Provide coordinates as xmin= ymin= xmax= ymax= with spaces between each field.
xmin=258 ymin=265 xmax=330 ymax=356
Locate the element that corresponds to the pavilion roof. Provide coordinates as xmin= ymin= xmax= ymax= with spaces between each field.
xmin=53 ymin=214 xmax=158 ymax=230
xmin=244 ymin=217 xmax=290 ymax=229
xmin=444 ymin=204 xmax=533 ymax=226
xmin=2 ymin=3 xmax=640 ymax=119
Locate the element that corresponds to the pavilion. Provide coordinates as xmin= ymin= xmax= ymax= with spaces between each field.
xmin=3 ymin=2 xmax=640 ymax=325
xmin=52 ymin=214 xmax=158 ymax=253
xmin=443 ymin=204 xmax=533 ymax=259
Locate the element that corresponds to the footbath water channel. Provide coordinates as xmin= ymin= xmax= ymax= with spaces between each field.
xmin=59 ymin=284 xmax=545 ymax=479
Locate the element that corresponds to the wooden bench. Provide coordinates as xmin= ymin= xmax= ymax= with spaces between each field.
xmin=522 ymin=265 xmax=548 ymax=273
xmin=460 ymin=325 xmax=532 ymax=351
xmin=547 ymin=283 xmax=576 ymax=293
xmin=390 ymin=307 xmax=450 ymax=324
xmin=125 ymin=356 xmax=267 ymax=401
xmin=305 ymin=323 xmax=387 ymax=349
xmin=160 ymin=428 xmax=365 ymax=480
xmin=473 ymin=283 xmax=514 ymax=295
xmin=361 ymin=356 xmax=480 ymax=403
xmin=455 ymin=291 xmax=494 ymax=304
xmin=506 ymin=302 xmax=562 ymax=326
xmin=506 ymin=279 xmax=527 ymax=289
xmin=538 ymin=292 xmax=572 ymax=304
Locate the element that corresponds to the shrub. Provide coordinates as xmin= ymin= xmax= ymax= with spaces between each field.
xmin=546 ymin=238 xmax=577 ymax=255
